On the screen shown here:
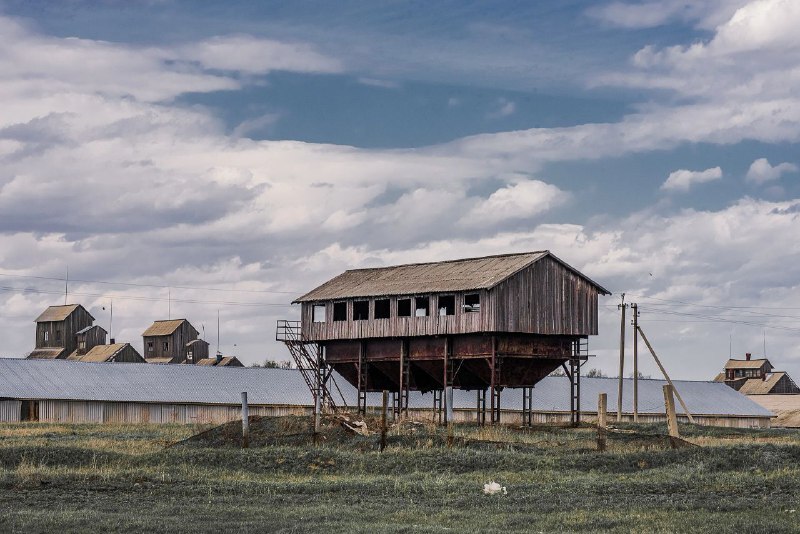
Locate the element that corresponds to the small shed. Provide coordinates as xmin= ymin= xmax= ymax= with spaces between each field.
xmin=66 ymin=343 xmax=144 ymax=363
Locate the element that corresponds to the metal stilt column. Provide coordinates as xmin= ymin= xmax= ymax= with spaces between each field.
xmin=477 ymin=389 xmax=487 ymax=425
xmin=357 ymin=341 xmax=367 ymax=415
xmin=433 ymin=390 xmax=443 ymax=424
xmin=522 ymin=386 xmax=534 ymax=427
xmin=395 ymin=339 xmax=410 ymax=417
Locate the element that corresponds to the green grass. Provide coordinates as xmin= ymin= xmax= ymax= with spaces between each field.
xmin=1 ymin=419 xmax=800 ymax=533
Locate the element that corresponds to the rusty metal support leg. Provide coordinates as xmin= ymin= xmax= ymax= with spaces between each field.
xmin=477 ymin=389 xmax=486 ymax=425
xmin=433 ymin=389 xmax=443 ymax=424
xmin=522 ymin=386 xmax=533 ymax=427
xmin=357 ymin=341 xmax=367 ymax=416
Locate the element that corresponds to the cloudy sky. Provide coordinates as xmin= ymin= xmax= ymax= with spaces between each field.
xmin=1 ymin=0 xmax=800 ymax=382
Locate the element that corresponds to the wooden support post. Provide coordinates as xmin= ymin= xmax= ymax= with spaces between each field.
xmin=632 ymin=303 xmax=639 ymax=423
xmin=241 ymin=392 xmax=249 ymax=449
xmin=663 ymin=384 xmax=680 ymax=448
xmin=380 ymin=390 xmax=388 ymax=452
xmin=617 ymin=294 xmax=627 ymax=422
xmin=597 ymin=393 xmax=607 ymax=452
xmin=638 ymin=326 xmax=695 ymax=424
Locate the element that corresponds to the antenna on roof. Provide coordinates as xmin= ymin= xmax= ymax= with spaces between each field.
xmin=110 ymin=299 xmax=113 ymax=341
xmin=168 ymin=287 xmax=171 ymax=320
xmin=763 ymin=329 xmax=767 ymax=358
xmin=729 ymin=332 xmax=732 ymax=358
xmin=64 ymin=266 xmax=69 ymax=305
xmin=217 ymin=309 xmax=221 ymax=357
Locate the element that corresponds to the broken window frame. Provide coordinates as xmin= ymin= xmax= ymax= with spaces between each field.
xmin=438 ymin=295 xmax=455 ymax=316
xmin=312 ymin=304 xmax=326 ymax=323
xmin=333 ymin=302 xmax=347 ymax=322
xmin=464 ymin=293 xmax=481 ymax=313
xmin=374 ymin=298 xmax=391 ymax=319
xmin=353 ymin=300 xmax=369 ymax=321
xmin=414 ymin=296 xmax=430 ymax=317
xmin=397 ymin=298 xmax=412 ymax=317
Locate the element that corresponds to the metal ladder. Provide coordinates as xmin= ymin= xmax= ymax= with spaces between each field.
xmin=569 ymin=337 xmax=589 ymax=426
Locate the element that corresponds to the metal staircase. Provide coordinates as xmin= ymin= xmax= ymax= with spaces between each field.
xmin=276 ymin=320 xmax=344 ymax=412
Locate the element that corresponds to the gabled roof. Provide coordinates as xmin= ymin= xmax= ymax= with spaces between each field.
xmin=294 ymin=251 xmax=610 ymax=302
xmin=76 ymin=325 xmax=107 ymax=335
xmin=142 ymin=319 xmax=191 ymax=337
xmin=738 ymin=373 xmax=792 ymax=395
xmin=27 ymin=348 xmax=66 ymax=360
xmin=196 ymin=356 xmax=243 ymax=367
xmin=35 ymin=304 xmax=94 ymax=323
xmin=724 ymin=358 xmax=772 ymax=370
xmin=67 ymin=343 xmax=143 ymax=363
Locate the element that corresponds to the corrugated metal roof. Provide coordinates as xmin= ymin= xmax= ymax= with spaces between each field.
xmin=0 ymin=359 xmax=773 ymax=417
xmin=738 ymin=373 xmax=787 ymax=395
xmin=142 ymin=319 xmax=187 ymax=337
xmin=725 ymin=358 xmax=771 ymax=369
xmin=34 ymin=304 xmax=89 ymax=323
xmin=27 ymin=348 xmax=65 ymax=360
xmin=294 ymin=251 xmax=610 ymax=302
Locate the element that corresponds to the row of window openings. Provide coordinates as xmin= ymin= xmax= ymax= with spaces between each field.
xmin=314 ymin=294 xmax=480 ymax=323
xmin=146 ymin=341 xmax=169 ymax=352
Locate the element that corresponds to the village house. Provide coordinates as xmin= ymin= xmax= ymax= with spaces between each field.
xmin=28 ymin=304 xmax=95 ymax=360
xmin=714 ymin=353 xmax=800 ymax=395
xmin=142 ymin=319 xmax=208 ymax=364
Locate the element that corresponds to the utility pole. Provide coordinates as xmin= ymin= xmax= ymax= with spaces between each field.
xmin=631 ymin=303 xmax=639 ymax=423
xmin=617 ymin=293 xmax=627 ymax=422
xmin=64 ymin=266 xmax=69 ymax=305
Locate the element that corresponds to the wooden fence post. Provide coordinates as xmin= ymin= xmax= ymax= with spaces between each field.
xmin=662 ymin=385 xmax=680 ymax=449
xmin=597 ymin=393 xmax=607 ymax=452
xmin=380 ymin=390 xmax=388 ymax=452
xmin=241 ymin=391 xmax=249 ymax=449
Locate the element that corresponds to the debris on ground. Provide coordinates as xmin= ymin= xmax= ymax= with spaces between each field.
xmin=483 ymin=482 xmax=507 ymax=495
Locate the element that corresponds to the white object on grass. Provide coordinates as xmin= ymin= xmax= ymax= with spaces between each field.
xmin=483 ymin=482 xmax=507 ymax=495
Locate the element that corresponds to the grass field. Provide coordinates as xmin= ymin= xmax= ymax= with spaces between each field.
xmin=1 ymin=417 xmax=800 ymax=533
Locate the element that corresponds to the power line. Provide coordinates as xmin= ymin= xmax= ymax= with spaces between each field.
xmin=0 ymin=272 xmax=301 ymax=295
xmin=0 ymin=285 xmax=293 ymax=309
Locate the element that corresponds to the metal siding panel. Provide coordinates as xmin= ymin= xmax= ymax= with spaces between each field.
xmin=0 ymin=400 xmax=22 ymax=422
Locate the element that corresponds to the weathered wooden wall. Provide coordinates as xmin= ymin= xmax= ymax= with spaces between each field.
xmin=114 ymin=345 xmax=145 ymax=363
xmin=144 ymin=322 xmax=199 ymax=362
xmin=301 ymin=256 xmax=600 ymax=341
xmin=36 ymin=307 xmax=94 ymax=357
xmin=492 ymin=256 xmax=599 ymax=336
xmin=77 ymin=326 xmax=107 ymax=355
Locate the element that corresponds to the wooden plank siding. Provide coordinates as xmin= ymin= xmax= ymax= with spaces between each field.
xmin=35 ymin=306 xmax=94 ymax=357
xmin=300 ymin=256 xmax=600 ymax=341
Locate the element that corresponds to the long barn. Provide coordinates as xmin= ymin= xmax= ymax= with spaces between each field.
xmin=0 ymin=359 xmax=772 ymax=428
xmin=280 ymin=251 xmax=610 ymax=423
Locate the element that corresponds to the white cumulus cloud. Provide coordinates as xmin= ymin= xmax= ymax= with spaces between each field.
xmin=661 ymin=167 xmax=723 ymax=192
xmin=746 ymin=157 xmax=798 ymax=183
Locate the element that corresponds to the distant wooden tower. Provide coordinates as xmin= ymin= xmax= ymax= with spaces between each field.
xmin=278 ymin=251 xmax=609 ymax=423
xmin=142 ymin=319 xmax=206 ymax=364
xmin=28 ymin=304 xmax=95 ymax=360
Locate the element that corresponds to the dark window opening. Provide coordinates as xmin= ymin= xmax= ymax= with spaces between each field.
xmin=312 ymin=304 xmax=326 ymax=323
xmin=79 ymin=340 xmax=86 ymax=350
xmin=438 ymin=295 xmax=455 ymax=316
xmin=55 ymin=330 xmax=62 ymax=342
xmin=44 ymin=331 xmax=49 ymax=342
xmin=375 ymin=299 xmax=390 ymax=319
xmin=415 ymin=297 xmax=429 ymax=317
xmin=353 ymin=300 xmax=369 ymax=321
xmin=333 ymin=302 xmax=347 ymax=321
xmin=187 ymin=350 xmax=193 ymax=362
xmin=162 ymin=341 xmax=169 ymax=351
xmin=397 ymin=298 xmax=412 ymax=317
xmin=464 ymin=293 xmax=481 ymax=312
xmin=147 ymin=341 xmax=154 ymax=352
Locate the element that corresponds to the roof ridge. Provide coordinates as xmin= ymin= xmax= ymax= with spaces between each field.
xmin=342 ymin=251 xmax=548 ymax=273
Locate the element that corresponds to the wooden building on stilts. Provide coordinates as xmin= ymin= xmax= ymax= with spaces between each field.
xmin=277 ymin=251 xmax=610 ymax=424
